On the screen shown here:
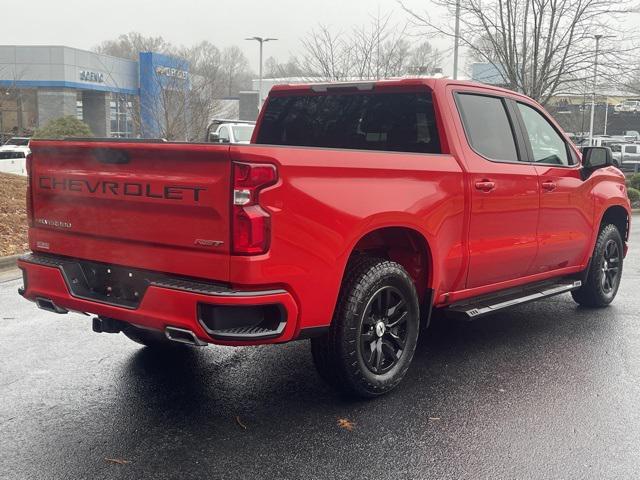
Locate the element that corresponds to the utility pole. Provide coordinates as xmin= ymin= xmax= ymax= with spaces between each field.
xmin=245 ymin=36 xmax=278 ymax=105
xmin=603 ymin=96 xmax=609 ymax=135
xmin=588 ymin=34 xmax=602 ymax=146
xmin=453 ymin=0 xmax=461 ymax=80
xmin=588 ymin=34 xmax=615 ymax=144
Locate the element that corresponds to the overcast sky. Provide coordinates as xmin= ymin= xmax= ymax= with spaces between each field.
xmin=2 ymin=0 xmax=455 ymax=74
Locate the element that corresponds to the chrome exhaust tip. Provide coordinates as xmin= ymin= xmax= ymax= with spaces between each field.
xmin=164 ymin=326 xmax=207 ymax=347
xmin=35 ymin=297 xmax=68 ymax=314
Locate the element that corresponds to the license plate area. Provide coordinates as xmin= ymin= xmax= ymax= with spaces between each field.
xmin=22 ymin=253 xmax=235 ymax=310
xmin=64 ymin=261 xmax=155 ymax=309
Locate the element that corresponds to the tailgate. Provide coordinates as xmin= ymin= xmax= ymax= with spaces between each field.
xmin=28 ymin=140 xmax=232 ymax=281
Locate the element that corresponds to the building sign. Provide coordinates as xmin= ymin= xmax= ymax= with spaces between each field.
xmin=139 ymin=52 xmax=191 ymax=137
xmin=79 ymin=70 xmax=105 ymax=83
xmin=154 ymin=65 xmax=188 ymax=80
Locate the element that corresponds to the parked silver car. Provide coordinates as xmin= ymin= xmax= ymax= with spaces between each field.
xmin=611 ymin=143 xmax=640 ymax=170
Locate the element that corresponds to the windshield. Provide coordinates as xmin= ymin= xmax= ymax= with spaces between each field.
xmin=232 ymin=126 xmax=254 ymax=142
xmin=4 ymin=137 xmax=29 ymax=146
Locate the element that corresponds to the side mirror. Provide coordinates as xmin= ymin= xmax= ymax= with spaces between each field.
xmin=582 ymin=146 xmax=613 ymax=170
xmin=209 ymin=133 xmax=220 ymax=143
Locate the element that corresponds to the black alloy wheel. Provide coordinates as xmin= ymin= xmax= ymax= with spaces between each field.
xmin=360 ymin=286 xmax=409 ymax=375
xmin=601 ymin=238 xmax=621 ymax=294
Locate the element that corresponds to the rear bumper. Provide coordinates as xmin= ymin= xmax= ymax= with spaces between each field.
xmin=17 ymin=254 xmax=300 ymax=346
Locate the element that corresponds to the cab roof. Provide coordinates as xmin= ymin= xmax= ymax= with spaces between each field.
xmin=269 ymin=77 xmax=517 ymax=94
xmin=267 ymin=77 xmax=538 ymax=108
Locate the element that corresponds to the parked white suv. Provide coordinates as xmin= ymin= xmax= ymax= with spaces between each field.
xmin=616 ymin=100 xmax=640 ymax=113
xmin=210 ymin=123 xmax=255 ymax=144
xmin=0 ymin=137 xmax=30 ymax=176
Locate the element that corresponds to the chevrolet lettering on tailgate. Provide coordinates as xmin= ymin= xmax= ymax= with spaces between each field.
xmin=37 ymin=176 xmax=206 ymax=201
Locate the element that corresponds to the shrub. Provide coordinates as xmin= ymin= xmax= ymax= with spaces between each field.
xmin=627 ymin=173 xmax=640 ymax=192
xmin=33 ymin=116 xmax=93 ymax=139
xmin=628 ymin=187 xmax=640 ymax=208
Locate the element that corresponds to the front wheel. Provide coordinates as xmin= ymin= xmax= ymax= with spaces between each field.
xmin=572 ymin=224 xmax=624 ymax=307
xmin=311 ymin=257 xmax=420 ymax=398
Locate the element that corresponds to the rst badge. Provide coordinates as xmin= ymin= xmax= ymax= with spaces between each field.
xmin=194 ymin=239 xmax=224 ymax=248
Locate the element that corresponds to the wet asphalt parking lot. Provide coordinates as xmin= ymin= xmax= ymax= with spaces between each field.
xmin=1 ymin=217 xmax=639 ymax=479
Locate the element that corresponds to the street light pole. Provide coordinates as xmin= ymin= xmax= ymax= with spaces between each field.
xmin=453 ymin=0 xmax=461 ymax=80
xmin=588 ymin=34 xmax=603 ymax=146
xmin=603 ymin=96 xmax=609 ymax=136
xmin=245 ymin=36 xmax=278 ymax=105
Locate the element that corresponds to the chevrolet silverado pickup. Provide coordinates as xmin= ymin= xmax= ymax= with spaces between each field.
xmin=18 ymin=78 xmax=631 ymax=397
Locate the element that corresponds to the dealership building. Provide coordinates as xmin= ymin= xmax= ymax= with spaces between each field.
xmin=0 ymin=45 xmax=190 ymax=139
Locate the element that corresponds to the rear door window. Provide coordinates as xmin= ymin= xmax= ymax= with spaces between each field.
xmin=255 ymin=91 xmax=441 ymax=153
xmin=456 ymin=93 xmax=520 ymax=162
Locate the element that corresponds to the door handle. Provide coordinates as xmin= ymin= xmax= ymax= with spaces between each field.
xmin=541 ymin=180 xmax=557 ymax=192
xmin=475 ymin=180 xmax=496 ymax=192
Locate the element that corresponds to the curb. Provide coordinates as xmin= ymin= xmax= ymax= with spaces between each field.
xmin=0 ymin=253 xmax=23 ymax=271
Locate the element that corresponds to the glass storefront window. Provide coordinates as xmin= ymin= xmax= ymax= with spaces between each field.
xmin=109 ymin=95 xmax=135 ymax=138
xmin=76 ymin=99 xmax=83 ymax=120
xmin=0 ymin=89 xmax=37 ymax=139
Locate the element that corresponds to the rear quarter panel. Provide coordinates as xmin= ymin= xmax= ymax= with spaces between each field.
xmin=229 ymin=144 xmax=465 ymax=331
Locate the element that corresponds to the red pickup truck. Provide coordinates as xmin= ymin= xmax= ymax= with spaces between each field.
xmin=18 ymin=78 xmax=630 ymax=397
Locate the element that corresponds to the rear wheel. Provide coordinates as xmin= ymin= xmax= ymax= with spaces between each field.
xmin=572 ymin=223 xmax=624 ymax=307
xmin=311 ymin=257 xmax=420 ymax=398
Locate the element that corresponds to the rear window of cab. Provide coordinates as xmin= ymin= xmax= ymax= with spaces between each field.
xmin=255 ymin=91 xmax=441 ymax=154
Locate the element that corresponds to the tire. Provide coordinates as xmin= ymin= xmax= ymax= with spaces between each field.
xmin=572 ymin=224 xmax=624 ymax=307
xmin=122 ymin=324 xmax=186 ymax=349
xmin=311 ymin=257 xmax=420 ymax=398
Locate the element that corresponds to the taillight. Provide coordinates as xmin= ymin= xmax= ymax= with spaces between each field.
xmin=26 ymin=152 xmax=34 ymax=227
xmin=232 ymin=162 xmax=277 ymax=255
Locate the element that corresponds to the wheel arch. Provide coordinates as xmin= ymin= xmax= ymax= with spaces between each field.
xmin=600 ymin=204 xmax=629 ymax=242
xmin=345 ymin=225 xmax=434 ymax=305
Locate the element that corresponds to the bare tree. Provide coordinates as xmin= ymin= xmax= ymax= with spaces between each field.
xmin=300 ymin=11 xmax=441 ymax=81
xmin=264 ymin=56 xmax=308 ymax=78
xmin=400 ymin=0 xmax=637 ymax=105
xmin=183 ymin=41 xmax=223 ymax=83
xmin=141 ymin=59 xmax=231 ymax=141
xmin=220 ymin=46 xmax=252 ymax=96
xmin=378 ymin=38 xmax=413 ymax=78
xmin=617 ymin=68 xmax=640 ymax=96
xmin=179 ymin=41 xmax=227 ymax=138
xmin=0 ymin=65 xmax=32 ymax=138
xmin=406 ymin=41 xmax=444 ymax=75
xmin=351 ymin=12 xmax=411 ymax=79
xmin=94 ymin=32 xmax=172 ymax=60
xmin=300 ymin=26 xmax=352 ymax=81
